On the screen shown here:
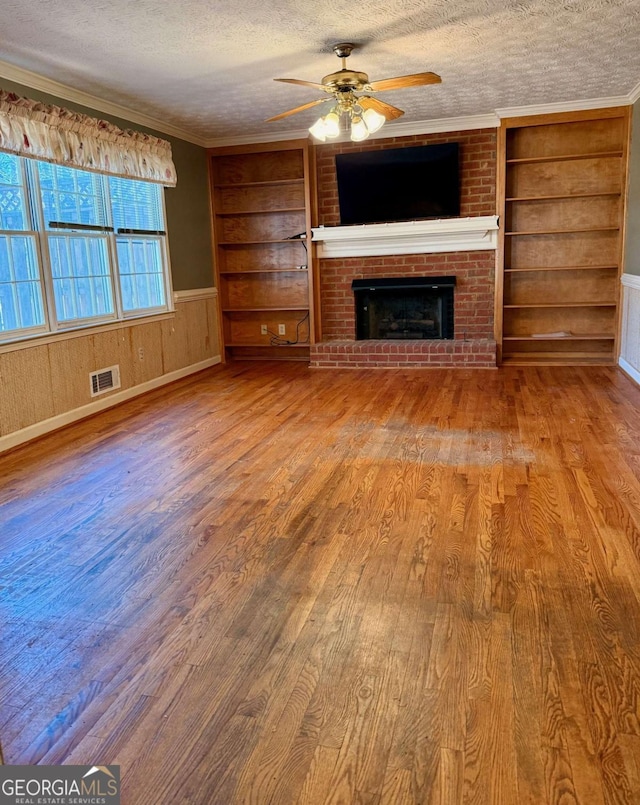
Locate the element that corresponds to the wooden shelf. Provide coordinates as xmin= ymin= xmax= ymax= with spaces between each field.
xmin=502 ymin=333 xmax=615 ymax=341
xmin=217 ymin=207 xmax=306 ymax=217
xmin=209 ymin=139 xmax=317 ymax=363
xmin=214 ymin=178 xmax=304 ymax=189
xmin=222 ymin=306 xmax=309 ymax=313
xmin=220 ymin=268 xmax=308 ymax=275
xmin=506 ymin=191 xmax=620 ymax=202
xmin=505 ymin=226 xmax=619 ymax=236
xmin=506 ymin=150 xmax=622 ymax=165
xmin=218 ymin=238 xmax=306 ymax=246
xmin=504 ymin=302 xmax=616 ymax=309
xmin=225 ymin=341 xmax=310 ymax=348
xmin=504 ymin=265 xmax=618 ymax=273
xmin=498 ymin=110 xmax=630 ymax=366
xmin=501 ymin=353 xmax=615 ymax=365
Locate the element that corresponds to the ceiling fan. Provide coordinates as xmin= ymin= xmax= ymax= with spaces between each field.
xmin=266 ymin=43 xmax=441 ymax=142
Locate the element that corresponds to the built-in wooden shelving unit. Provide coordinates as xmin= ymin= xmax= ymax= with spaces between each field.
xmin=496 ymin=108 xmax=631 ymax=365
xmin=208 ymin=140 xmax=318 ymax=361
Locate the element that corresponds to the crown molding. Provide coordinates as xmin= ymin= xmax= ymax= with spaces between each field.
xmin=204 ymin=113 xmax=499 ymax=148
xmin=496 ymin=93 xmax=633 ymax=119
xmin=204 ymin=127 xmax=312 ymax=149
xmin=365 ymin=113 xmax=500 ymax=138
xmin=629 ymin=81 xmax=640 ymax=105
xmin=0 ymin=58 xmax=208 ymax=147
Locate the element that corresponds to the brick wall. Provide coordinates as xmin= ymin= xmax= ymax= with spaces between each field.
xmin=315 ymin=129 xmax=497 ymax=342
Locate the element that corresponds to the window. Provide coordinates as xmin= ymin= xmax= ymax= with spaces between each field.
xmin=0 ymin=154 xmax=46 ymax=336
xmin=110 ymin=177 xmax=167 ymax=314
xmin=0 ymin=154 xmax=171 ymax=342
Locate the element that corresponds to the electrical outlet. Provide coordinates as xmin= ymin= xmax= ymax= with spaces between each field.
xmin=278 ymin=324 xmax=286 ymax=335
xmin=260 ymin=324 xmax=268 ymax=335
xmin=138 ymin=347 xmax=144 ymax=361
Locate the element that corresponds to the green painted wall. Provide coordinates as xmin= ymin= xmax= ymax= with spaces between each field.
xmin=0 ymin=77 xmax=214 ymax=290
xmin=624 ymin=100 xmax=640 ymax=276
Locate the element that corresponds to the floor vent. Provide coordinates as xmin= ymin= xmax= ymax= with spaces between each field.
xmin=90 ymin=365 xmax=121 ymax=397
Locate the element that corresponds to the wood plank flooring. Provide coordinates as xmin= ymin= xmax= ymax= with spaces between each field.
xmin=1 ymin=362 xmax=640 ymax=804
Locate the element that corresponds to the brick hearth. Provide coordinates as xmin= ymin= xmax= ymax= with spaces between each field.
xmin=310 ymin=338 xmax=497 ymax=368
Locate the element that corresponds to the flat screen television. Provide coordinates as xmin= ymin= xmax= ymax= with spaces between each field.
xmin=335 ymin=142 xmax=460 ymax=226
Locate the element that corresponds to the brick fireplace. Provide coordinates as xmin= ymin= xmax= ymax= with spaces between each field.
xmin=352 ymin=276 xmax=456 ymax=340
xmin=309 ymin=128 xmax=498 ymax=368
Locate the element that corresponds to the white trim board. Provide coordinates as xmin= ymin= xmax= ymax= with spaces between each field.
xmin=619 ymin=357 xmax=640 ymax=388
xmin=173 ymin=287 xmax=218 ymax=302
xmin=629 ymin=80 xmax=640 ymax=105
xmin=312 ymin=216 xmax=499 ymax=258
xmin=0 ymin=355 xmax=222 ymax=455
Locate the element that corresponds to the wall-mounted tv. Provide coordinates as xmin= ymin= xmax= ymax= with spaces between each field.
xmin=335 ymin=142 xmax=460 ymax=226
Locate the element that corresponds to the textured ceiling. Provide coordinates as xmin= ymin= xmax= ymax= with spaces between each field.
xmin=0 ymin=0 xmax=639 ymax=142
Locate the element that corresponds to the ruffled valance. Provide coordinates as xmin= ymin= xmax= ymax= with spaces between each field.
xmin=0 ymin=89 xmax=177 ymax=186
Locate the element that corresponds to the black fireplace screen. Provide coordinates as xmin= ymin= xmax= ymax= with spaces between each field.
xmin=352 ymin=276 xmax=455 ymax=340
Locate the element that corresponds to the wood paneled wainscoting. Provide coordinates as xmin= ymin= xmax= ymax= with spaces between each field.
xmin=0 ymin=288 xmax=221 ymax=453
xmin=1 ymin=361 xmax=640 ymax=803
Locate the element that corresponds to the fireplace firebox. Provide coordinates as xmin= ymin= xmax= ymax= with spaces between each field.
xmin=352 ymin=276 xmax=456 ymax=340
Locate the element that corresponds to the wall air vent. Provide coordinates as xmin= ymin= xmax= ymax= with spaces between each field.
xmin=90 ymin=365 xmax=121 ymax=397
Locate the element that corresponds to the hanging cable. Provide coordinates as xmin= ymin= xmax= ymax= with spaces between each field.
xmin=268 ymin=311 xmax=310 ymax=346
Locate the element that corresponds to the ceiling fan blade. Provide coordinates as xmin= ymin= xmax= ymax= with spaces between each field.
xmin=367 ymin=72 xmax=442 ymax=92
xmin=274 ymin=78 xmax=330 ymax=92
xmin=358 ymin=96 xmax=404 ymax=121
xmin=266 ymin=98 xmax=327 ymax=122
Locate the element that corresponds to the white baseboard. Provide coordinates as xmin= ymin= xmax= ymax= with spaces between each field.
xmin=619 ymin=357 xmax=640 ymax=388
xmin=0 ymin=355 xmax=221 ymax=454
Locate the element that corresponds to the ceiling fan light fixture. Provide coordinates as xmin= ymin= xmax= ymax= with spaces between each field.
xmin=272 ymin=44 xmax=438 ymax=136
xmin=323 ymin=111 xmax=341 ymax=138
xmin=362 ymin=106 xmax=386 ymax=134
xmin=309 ymin=117 xmax=328 ymax=141
xmin=309 ymin=109 xmax=341 ymax=142
xmin=350 ymin=115 xmax=369 ymax=142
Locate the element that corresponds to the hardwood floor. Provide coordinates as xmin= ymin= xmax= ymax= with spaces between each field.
xmin=1 ymin=362 xmax=640 ymax=804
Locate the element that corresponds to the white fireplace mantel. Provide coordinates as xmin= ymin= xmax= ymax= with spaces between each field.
xmin=311 ymin=216 xmax=499 ymax=258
